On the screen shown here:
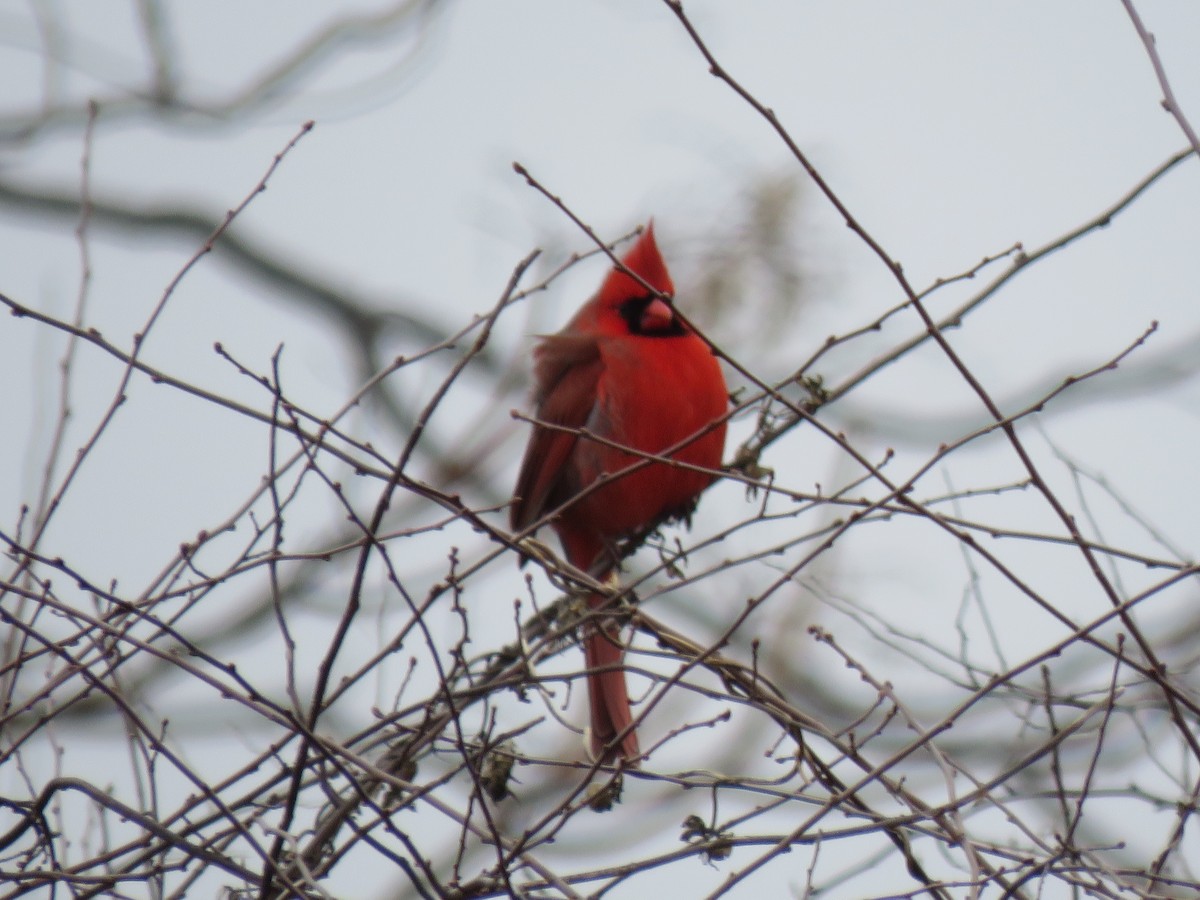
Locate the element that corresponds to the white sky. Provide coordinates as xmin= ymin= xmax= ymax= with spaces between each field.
xmin=1 ymin=2 xmax=1199 ymax=897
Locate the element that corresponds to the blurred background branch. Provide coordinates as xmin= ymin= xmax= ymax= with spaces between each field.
xmin=2 ymin=2 xmax=1199 ymax=898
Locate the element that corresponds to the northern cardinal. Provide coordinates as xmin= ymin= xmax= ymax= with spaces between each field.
xmin=511 ymin=224 xmax=728 ymax=765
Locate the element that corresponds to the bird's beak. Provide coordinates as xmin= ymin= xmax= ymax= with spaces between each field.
xmin=640 ymin=296 xmax=675 ymax=332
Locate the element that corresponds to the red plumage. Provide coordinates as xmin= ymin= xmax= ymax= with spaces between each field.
xmin=511 ymin=224 xmax=728 ymax=765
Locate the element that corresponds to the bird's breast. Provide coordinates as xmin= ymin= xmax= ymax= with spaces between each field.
xmin=560 ymin=333 xmax=727 ymax=540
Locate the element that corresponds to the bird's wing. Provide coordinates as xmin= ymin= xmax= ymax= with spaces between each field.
xmin=511 ymin=333 xmax=603 ymax=531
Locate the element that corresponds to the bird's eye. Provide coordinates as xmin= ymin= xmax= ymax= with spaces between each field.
xmin=621 ymin=295 xmax=685 ymax=337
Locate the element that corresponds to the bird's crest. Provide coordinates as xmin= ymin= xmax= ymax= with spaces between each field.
xmin=599 ymin=222 xmax=674 ymax=304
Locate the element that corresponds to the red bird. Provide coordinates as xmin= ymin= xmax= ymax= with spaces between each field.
xmin=511 ymin=224 xmax=728 ymax=766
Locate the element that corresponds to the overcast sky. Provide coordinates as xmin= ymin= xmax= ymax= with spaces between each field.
xmin=2 ymin=2 xmax=1198 ymax=897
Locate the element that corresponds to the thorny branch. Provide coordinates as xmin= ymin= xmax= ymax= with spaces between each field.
xmin=2 ymin=4 xmax=1199 ymax=900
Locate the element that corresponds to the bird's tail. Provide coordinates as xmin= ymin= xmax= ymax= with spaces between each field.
xmin=583 ymin=611 xmax=640 ymax=766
